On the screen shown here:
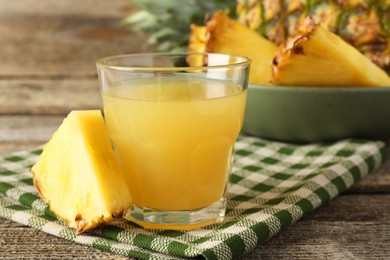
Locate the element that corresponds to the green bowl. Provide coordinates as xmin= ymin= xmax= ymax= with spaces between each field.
xmin=242 ymin=84 xmax=390 ymax=143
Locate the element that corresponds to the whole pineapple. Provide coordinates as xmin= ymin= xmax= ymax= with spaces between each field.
xmin=236 ymin=0 xmax=390 ymax=74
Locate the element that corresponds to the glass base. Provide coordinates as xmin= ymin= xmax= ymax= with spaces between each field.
xmin=124 ymin=198 xmax=226 ymax=230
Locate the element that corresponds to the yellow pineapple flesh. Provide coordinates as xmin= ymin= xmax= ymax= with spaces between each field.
xmin=187 ymin=25 xmax=207 ymax=67
xmin=31 ymin=110 xmax=132 ymax=233
xmin=271 ymin=17 xmax=390 ymax=87
xmin=188 ymin=24 xmax=207 ymax=53
xmin=205 ymin=11 xmax=277 ymax=85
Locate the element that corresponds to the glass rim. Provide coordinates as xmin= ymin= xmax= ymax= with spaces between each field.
xmin=96 ymin=52 xmax=251 ymax=71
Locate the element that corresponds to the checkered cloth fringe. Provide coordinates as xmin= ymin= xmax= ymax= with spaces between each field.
xmin=0 ymin=135 xmax=387 ymax=259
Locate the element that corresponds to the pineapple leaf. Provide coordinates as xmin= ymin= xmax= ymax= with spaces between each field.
xmin=124 ymin=0 xmax=236 ymax=51
xmin=122 ymin=10 xmax=154 ymax=25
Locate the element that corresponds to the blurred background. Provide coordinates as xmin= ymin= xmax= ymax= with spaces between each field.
xmin=0 ymin=0 xmax=151 ymax=155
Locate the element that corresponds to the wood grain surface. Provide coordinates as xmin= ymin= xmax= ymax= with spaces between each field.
xmin=0 ymin=0 xmax=389 ymax=259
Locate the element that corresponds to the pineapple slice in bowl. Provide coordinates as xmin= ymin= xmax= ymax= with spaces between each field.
xmin=240 ymin=17 xmax=390 ymax=142
xmin=271 ymin=17 xmax=390 ymax=87
xmin=31 ymin=110 xmax=132 ymax=233
xmin=188 ymin=11 xmax=277 ymax=85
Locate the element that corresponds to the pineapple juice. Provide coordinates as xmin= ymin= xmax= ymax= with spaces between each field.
xmin=103 ymin=77 xmax=247 ymax=211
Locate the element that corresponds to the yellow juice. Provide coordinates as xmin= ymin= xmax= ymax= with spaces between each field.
xmin=103 ymin=77 xmax=247 ymax=211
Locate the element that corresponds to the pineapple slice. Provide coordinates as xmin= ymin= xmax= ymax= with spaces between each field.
xmin=272 ymin=17 xmax=390 ymax=87
xmin=205 ymin=11 xmax=277 ymax=85
xmin=31 ymin=110 xmax=132 ymax=233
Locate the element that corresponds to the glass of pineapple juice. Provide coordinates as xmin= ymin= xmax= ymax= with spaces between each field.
xmin=96 ymin=53 xmax=250 ymax=230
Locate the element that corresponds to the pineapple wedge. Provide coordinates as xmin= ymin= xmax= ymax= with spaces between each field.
xmin=205 ymin=11 xmax=277 ymax=85
xmin=31 ymin=110 xmax=132 ymax=233
xmin=272 ymin=17 xmax=390 ymax=87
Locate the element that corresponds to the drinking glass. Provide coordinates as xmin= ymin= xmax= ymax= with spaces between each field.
xmin=96 ymin=53 xmax=250 ymax=230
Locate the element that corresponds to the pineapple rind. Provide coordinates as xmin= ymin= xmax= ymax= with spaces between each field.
xmin=206 ymin=11 xmax=277 ymax=84
xmin=31 ymin=110 xmax=132 ymax=233
xmin=272 ymin=17 xmax=390 ymax=86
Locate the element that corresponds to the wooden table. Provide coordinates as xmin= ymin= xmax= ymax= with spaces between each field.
xmin=1 ymin=1 xmax=389 ymax=259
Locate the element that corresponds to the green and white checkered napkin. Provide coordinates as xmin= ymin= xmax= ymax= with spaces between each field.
xmin=0 ymin=135 xmax=387 ymax=259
